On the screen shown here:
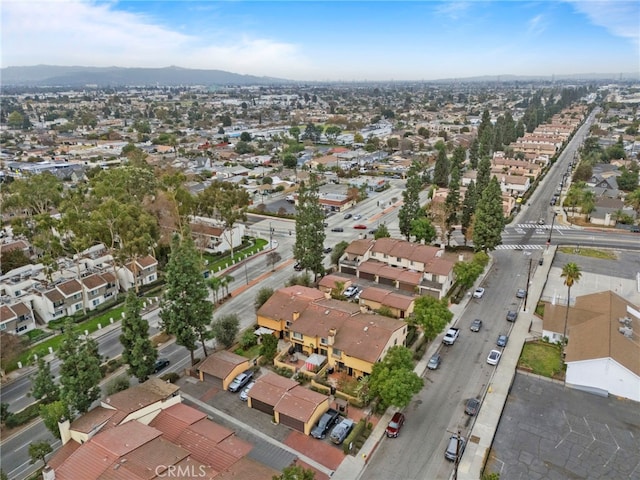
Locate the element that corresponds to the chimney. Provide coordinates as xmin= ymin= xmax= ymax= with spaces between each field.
xmin=42 ymin=465 xmax=55 ymax=480
xmin=292 ymin=311 xmax=300 ymax=321
xmin=328 ymin=328 xmax=336 ymax=345
xmin=58 ymin=417 xmax=71 ymax=445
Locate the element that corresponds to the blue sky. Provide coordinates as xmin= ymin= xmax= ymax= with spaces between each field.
xmin=2 ymin=1 xmax=638 ymax=80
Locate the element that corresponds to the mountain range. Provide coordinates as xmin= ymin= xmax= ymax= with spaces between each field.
xmin=1 ymin=65 xmax=638 ymax=87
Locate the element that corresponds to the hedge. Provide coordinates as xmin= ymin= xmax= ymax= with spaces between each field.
xmin=343 ymin=419 xmax=367 ymax=454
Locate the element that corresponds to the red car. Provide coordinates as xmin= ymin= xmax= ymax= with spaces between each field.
xmin=385 ymin=412 xmax=405 ymax=438
xmin=353 ymin=224 xmax=367 ymax=229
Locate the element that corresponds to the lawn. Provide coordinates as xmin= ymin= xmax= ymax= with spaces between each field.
xmin=234 ymin=344 xmax=262 ymax=359
xmin=205 ymin=238 xmax=269 ymax=274
xmin=518 ymin=341 xmax=565 ymax=379
xmin=558 ymin=246 xmax=616 ymax=260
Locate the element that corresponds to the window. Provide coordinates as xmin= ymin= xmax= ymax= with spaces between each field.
xmin=383 ymin=254 xmax=388 ymax=259
xmin=397 ymin=257 xmax=401 ymax=262
xmin=73 ymin=293 xmax=81 ymax=300
xmin=75 ymin=304 xmax=82 ymax=311
xmin=92 ymin=299 xmax=100 ymax=307
xmin=90 ymin=289 xmax=98 ymax=297
xmin=17 ymin=325 xmax=28 ymax=332
xmin=285 ymin=321 xmax=292 ymax=329
xmin=292 ymin=332 xmax=303 ymax=340
xmin=394 ymin=338 xmax=397 ymax=345
xmin=332 ymin=348 xmax=342 ymax=358
xmin=320 ymin=337 xmax=327 ymax=345
xmin=0 ymin=323 xmax=6 ymax=331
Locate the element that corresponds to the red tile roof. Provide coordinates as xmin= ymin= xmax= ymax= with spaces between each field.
xmin=248 ymin=373 xmax=298 ymax=406
xmin=275 ymin=386 xmax=327 ymax=422
xmin=197 ymin=350 xmax=249 ymax=380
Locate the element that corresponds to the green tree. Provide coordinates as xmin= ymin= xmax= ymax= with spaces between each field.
xmin=460 ymin=181 xmax=477 ymax=245
xmin=301 ymin=123 xmax=321 ymax=142
xmin=29 ymin=441 xmax=52 ymax=468
xmin=624 ymin=188 xmax=640 ymax=217
xmin=240 ymin=131 xmax=252 ymax=142
xmin=369 ymin=346 xmax=423 ymax=409
xmin=330 ymin=240 xmax=350 ymax=265
xmin=120 ymin=291 xmax=157 ymax=382
xmin=453 ymin=261 xmax=484 ymax=289
xmin=472 ymin=177 xmax=504 ymax=252
xmin=410 ymin=217 xmax=437 ymax=244
xmin=211 ymin=314 xmax=240 ymax=349
xmin=273 ymin=465 xmax=316 ymax=480
xmin=469 ymin=138 xmax=479 ymax=169
xmin=617 ymin=165 xmax=639 ymax=192
xmin=412 ymin=296 xmax=453 ymax=340
xmin=4 ymin=172 xmax=63 ymax=215
xmin=282 ymin=153 xmax=298 ymax=170
xmin=476 ymin=156 xmax=491 ymax=195
xmin=398 ymin=166 xmax=423 ymax=241
xmin=57 ymin=319 xmax=102 ymax=414
xmin=433 ymin=148 xmax=450 ymax=187
xmin=105 ymin=376 xmax=130 ymax=395
xmin=374 ymin=224 xmax=391 ymax=239
xmin=260 ymin=333 xmax=278 ymax=362
xmin=561 ymin=263 xmax=582 ymax=342
xmin=293 ymin=174 xmax=326 ymax=279
xmin=324 ymin=125 xmax=342 ymax=144
xmin=0 ymin=248 xmax=31 ymax=275
xmin=255 ymin=287 xmax=274 ymax=311
xmin=30 ymin=358 xmax=59 ymax=404
xmin=0 ymin=403 xmax=9 ymax=423
xmin=288 ymin=126 xmax=300 ymax=142
xmin=160 ymin=233 xmax=214 ymax=365
xmin=445 ymin=165 xmax=461 ymax=227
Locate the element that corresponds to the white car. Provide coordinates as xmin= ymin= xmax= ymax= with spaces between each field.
xmin=473 ymin=287 xmax=485 ymax=299
xmin=353 ymin=214 xmax=362 ymax=220
xmin=487 ymin=349 xmax=502 ymax=366
xmin=239 ymin=381 xmax=255 ymax=401
xmin=344 ymin=285 xmax=360 ymax=298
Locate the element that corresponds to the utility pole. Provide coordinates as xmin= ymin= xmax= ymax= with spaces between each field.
xmin=524 ymin=258 xmax=533 ymax=312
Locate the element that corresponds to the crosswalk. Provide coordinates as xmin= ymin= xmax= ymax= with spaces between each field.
xmin=512 ymin=224 xmax=571 ymax=230
xmin=495 ymin=244 xmax=546 ymax=250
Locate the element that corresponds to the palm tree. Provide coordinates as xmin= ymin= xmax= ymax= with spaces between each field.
xmin=560 ymin=262 xmax=582 ymax=345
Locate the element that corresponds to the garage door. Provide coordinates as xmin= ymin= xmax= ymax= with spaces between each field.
xmin=202 ymin=373 xmax=223 ymax=389
xmin=278 ymin=414 xmax=305 ymax=433
xmin=359 ymin=271 xmax=375 ymax=281
xmin=251 ymin=398 xmax=274 ymax=416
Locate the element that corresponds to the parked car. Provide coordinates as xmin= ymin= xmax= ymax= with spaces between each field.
xmin=445 ymin=435 xmax=467 ymax=461
xmin=323 ymin=247 xmax=333 ymax=254
xmin=506 ymin=310 xmax=518 ymax=322
xmin=353 ymin=214 xmax=362 ymax=220
xmin=470 ymin=319 xmax=483 ymax=332
xmin=464 ymin=398 xmax=480 ymax=416
xmin=331 ymin=227 xmax=344 ymax=232
xmin=427 ymin=353 xmax=441 ymax=370
xmin=228 ymin=370 xmax=254 ymax=392
xmin=154 ymin=358 xmax=170 ymax=373
xmin=293 ymin=262 xmax=303 ymax=271
xmin=631 ymin=226 xmax=640 ymax=233
xmin=473 ymin=287 xmax=485 ymax=299
xmin=516 ymin=288 xmax=527 ymax=299
xmin=487 ymin=349 xmax=502 ymax=366
xmin=239 ymin=381 xmax=255 ymax=401
xmin=497 ymin=334 xmax=509 ymax=347
xmin=353 ymin=224 xmax=367 ymax=229
xmin=538 ymin=258 xmax=544 ymax=266
xmin=311 ymin=408 xmax=340 ymax=439
xmin=344 ymin=285 xmax=360 ymax=298
xmin=343 ymin=213 xmax=352 ymax=219
xmin=330 ymin=418 xmax=355 ymax=445
xmin=385 ymin=412 xmax=406 ymax=438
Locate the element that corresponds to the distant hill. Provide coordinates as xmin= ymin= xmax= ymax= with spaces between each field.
xmin=0 ymin=65 xmax=290 ymax=87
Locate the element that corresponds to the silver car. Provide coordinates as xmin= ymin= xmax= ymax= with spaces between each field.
xmin=239 ymin=381 xmax=255 ymax=401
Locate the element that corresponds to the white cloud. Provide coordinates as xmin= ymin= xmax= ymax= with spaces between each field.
xmin=527 ymin=14 xmax=547 ymax=35
xmin=0 ymin=0 xmax=309 ymax=78
xmin=434 ymin=1 xmax=473 ymax=20
xmin=567 ymin=0 xmax=640 ymax=44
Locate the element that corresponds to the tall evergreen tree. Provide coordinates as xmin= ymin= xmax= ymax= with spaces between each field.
xmin=451 ymin=146 xmax=466 ymax=170
xmin=461 ymin=181 xmax=477 ymax=245
xmin=445 ymin=165 xmax=461 ymax=227
xmin=472 ymin=177 xmax=504 ymax=252
xmin=469 ymin=138 xmax=479 ymax=169
xmin=58 ymin=319 xmax=102 ymax=414
xmin=433 ymin=148 xmax=450 ymax=187
xmin=398 ymin=165 xmax=423 ymax=241
xmin=120 ymin=290 xmax=157 ymax=382
xmin=293 ymin=173 xmax=326 ymax=279
xmin=160 ymin=232 xmax=214 ymax=365
xmin=476 ymin=156 xmax=491 ymax=195
xmin=31 ymin=358 xmax=59 ymax=404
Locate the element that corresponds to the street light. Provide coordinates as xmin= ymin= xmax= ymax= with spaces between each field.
xmin=547 ymin=212 xmax=558 ymax=247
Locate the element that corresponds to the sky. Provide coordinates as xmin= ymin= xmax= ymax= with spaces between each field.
xmin=1 ymin=0 xmax=639 ymax=81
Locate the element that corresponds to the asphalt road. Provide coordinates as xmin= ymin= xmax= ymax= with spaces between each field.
xmin=361 ymin=250 xmax=530 ymax=480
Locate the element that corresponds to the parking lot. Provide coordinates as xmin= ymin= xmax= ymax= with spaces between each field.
xmin=487 ymin=373 xmax=640 ymax=479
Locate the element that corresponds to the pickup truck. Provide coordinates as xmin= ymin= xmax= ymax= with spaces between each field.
xmin=442 ymin=328 xmax=460 ymax=346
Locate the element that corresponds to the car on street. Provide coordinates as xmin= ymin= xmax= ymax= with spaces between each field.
xmin=427 ymin=353 xmax=441 ymax=370
xmin=293 ymin=262 xmax=303 ymax=271
xmin=487 ymin=349 xmax=502 ymax=366
xmin=228 ymin=370 xmax=254 ymax=392
xmin=473 ymin=287 xmax=485 ymax=299
xmin=154 ymin=358 xmax=170 ymax=373
xmin=497 ymin=334 xmax=509 ymax=347
xmin=344 ymin=213 xmax=352 ymax=219
xmin=239 ymin=381 xmax=255 ymax=401
xmin=516 ymin=288 xmax=527 ymax=299
xmin=330 ymin=418 xmax=355 ymax=445
xmin=311 ymin=408 xmax=340 ymax=439
xmin=353 ymin=224 xmax=367 ymax=229
xmin=369 ymin=229 xmax=378 ymax=235
xmin=385 ymin=412 xmax=406 ymax=438
xmin=445 ymin=435 xmax=466 ymax=461
xmin=470 ymin=319 xmax=483 ymax=332
xmin=506 ymin=310 xmax=518 ymax=322
xmin=464 ymin=398 xmax=480 ymax=416
xmin=331 ymin=227 xmax=344 ymax=232
xmin=537 ymin=218 xmax=545 ymax=225
xmin=323 ymin=247 xmax=333 ymax=254
xmin=353 ymin=214 xmax=362 ymax=220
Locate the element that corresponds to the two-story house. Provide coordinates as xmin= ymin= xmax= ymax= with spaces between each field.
xmin=0 ymin=300 xmax=37 ymax=335
xmin=80 ymin=272 xmax=119 ymax=310
xmin=256 ymin=286 xmax=326 ymax=339
xmin=32 ymin=279 xmax=84 ymax=323
xmin=117 ymin=255 xmax=159 ymax=292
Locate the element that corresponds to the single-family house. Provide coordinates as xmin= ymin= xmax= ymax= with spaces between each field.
xmin=0 ymin=300 xmax=37 ymax=335
xmin=116 ymin=255 xmax=158 ymax=292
